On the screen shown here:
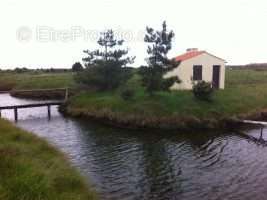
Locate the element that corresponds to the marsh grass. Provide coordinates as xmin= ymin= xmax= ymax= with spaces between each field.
xmin=0 ymin=72 xmax=75 ymax=91
xmin=67 ymin=69 xmax=267 ymax=127
xmin=0 ymin=119 xmax=97 ymax=200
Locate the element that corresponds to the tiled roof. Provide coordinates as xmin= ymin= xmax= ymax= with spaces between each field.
xmin=174 ymin=51 xmax=205 ymax=62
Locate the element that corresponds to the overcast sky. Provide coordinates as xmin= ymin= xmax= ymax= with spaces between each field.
xmin=0 ymin=0 xmax=267 ymax=69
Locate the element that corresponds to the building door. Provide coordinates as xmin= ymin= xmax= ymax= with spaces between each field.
xmin=212 ymin=65 xmax=220 ymax=89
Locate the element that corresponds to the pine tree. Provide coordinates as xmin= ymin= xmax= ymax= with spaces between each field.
xmin=139 ymin=21 xmax=180 ymax=94
xmin=79 ymin=30 xmax=135 ymax=90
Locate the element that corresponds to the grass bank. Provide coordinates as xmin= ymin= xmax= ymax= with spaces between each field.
xmin=0 ymin=72 xmax=76 ymax=99
xmin=3 ymin=69 xmax=267 ymax=130
xmin=0 ymin=119 xmax=97 ymax=200
xmin=63 ymin=69 xmax=267 ymax=130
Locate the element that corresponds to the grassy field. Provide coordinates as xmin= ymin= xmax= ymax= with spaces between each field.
xmin=2 ymin=69 xmax=267 ymax=128
xmin=65 ymin=69 xmax=267 ymax=129
xmin=69 ymin=69 xmax=267 ymax=117
xmin=0 ymin=72 xmax=75 ymax=91
xmin=0 ymin=119 xmax=97 ymax=200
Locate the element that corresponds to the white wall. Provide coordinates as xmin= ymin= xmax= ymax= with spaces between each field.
xmin=165 ymin=52 xmax=225 ymax=90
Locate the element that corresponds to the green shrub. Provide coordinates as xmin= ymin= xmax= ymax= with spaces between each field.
xmin=72 ymin=62 xmax=84 ymax=72
xmin=75 ymin=64 xmax=133 ymax=91
xmin=121 ymin=88 xmax=135 ymax=101
xmin=193 ymin=81 xmax=214 ymax=101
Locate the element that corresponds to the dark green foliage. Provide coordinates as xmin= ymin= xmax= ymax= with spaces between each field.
xmin=14 ymin=67 xmax=29 ymax=73
xmin=72 ymin=62 xmax=83 ymax=72
xmin=78 ymin=30 xmax=135 ymax=90
xmin=120 ymin=88 xmax=135 ymax=101
xmin=139 ymin=21 xmax=180 ymax=94
xmin=162 ymin=76 xmax=180 ymax=90
xmin=76 ymin=61 xmax=133 ymax=90
xmin=193 ymin=81 xmax=214 ymax=101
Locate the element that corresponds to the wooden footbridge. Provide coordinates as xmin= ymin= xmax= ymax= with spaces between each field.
xmin=240 ymin=120 xmax=267 ymax=126
xmin=239 ymin=119 xmax=267 ymax=138
xmin=0 ymin=88 xmax=68 ymax=122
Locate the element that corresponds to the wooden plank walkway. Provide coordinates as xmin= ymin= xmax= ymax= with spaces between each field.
xmin=0 ymin=101 xmax=64 ymax=121
xmin=0 ymin=102 xmax=63 ymax=110
xmin=239 ymin=120 xmax=267 ymax=139
xmin=0 ymin=88 xmax=68 ymax=121
xmin=240 ymin=120 xmax=267 ymax=126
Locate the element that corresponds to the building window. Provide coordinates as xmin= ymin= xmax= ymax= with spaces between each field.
xmin=193 ymin=65 xmax=202 ymax=81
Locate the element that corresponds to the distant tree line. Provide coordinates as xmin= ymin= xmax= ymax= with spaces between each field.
xmin=227 ymin=63 xmax=267 ymax=70
xmin=0 ymin=68 xmax=72 ymax=73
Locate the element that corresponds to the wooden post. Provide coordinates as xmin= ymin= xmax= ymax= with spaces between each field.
xmin=260 ymin=127 xmax=264 ymax=139
xmin=14 ymin=108 xmax=18 ymax=122
xmin=47 ymin=105 xmax=51 ymax=120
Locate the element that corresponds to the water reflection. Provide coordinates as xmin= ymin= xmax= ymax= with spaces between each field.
xmin=2 ymin=94 xmax=267 ymax=200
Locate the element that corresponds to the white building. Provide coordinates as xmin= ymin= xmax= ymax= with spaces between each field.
xmin=165 ymin=48 xmax=226 ymax=90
